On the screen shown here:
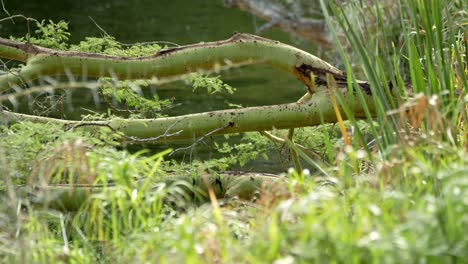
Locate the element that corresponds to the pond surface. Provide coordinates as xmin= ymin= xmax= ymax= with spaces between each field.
xmin=1 ymin=0 xmax=323 ymax=172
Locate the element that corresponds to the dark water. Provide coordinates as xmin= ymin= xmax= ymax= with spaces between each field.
xmin=1 ymin=0 xmax=321 ymax=172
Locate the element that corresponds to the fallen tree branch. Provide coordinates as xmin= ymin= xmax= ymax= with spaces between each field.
xmin=0 ymin=33 xmax=381 ymax=142
xmin=0 ymin=33 xmax=340 ymax=93
xmin=1 ymin=85 xmax=375 ymax=142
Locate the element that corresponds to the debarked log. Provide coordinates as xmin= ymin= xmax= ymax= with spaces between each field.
xmin=0 ymin=33 xmax=378 ymax=142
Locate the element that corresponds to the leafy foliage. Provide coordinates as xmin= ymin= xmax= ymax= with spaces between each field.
xmin=0 ymin=121 xmax=122 ymax=184
xmin=11 ymin=19 xmax=70 ymax=50
xmin=215 ymin=133 xmax=272 ymax=167
xmin=184 ymin=73 xmax=236 ymax=94
xmin=69 ymin=36 xmax=162 ymax=57
xmin=99 ymin=78 xmax=173 ymax=118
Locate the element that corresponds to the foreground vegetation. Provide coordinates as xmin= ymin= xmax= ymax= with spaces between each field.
xmin=0 ymin=0 xmax=467 ymax=263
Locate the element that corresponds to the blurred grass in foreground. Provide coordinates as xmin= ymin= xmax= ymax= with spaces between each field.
xmin=0 ymin=0 xmax=467 ymax=262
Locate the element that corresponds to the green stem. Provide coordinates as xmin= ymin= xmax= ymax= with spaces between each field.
xmin=288 ymin=128 xmax=302 ymax=172
xmin=285 ymin=92 xmax=312 ymax=172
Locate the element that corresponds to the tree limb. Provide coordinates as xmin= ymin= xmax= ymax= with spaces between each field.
xmin=1 ymin=85 xmax=375 ymax=142
xmin=0 ymin=33 xmax=343 ymax=93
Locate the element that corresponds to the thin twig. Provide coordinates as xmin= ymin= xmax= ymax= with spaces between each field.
xmin=88 ymin=16 xmax=111 ymax=37
xmin=259 ymin=91 xmax=312 ymax=171
xmin=0 ymin=58 xmax=9 ymax=71
xmin=0 ymin=14 xmax=38 ymax=24
xmin=0 ymin=75 xmax=194 ymax=103
xmin=66 ymin=119 xmax=184 ymax=144
xmin=88 ymin=16 xmax=179 ymax=47
xmin=0 ymin=0 xmax=12 ymax=23
xmin=259 ymin=131 xmax=325 ymax=162
xmin=0 ymin=14 xmax=37 ymax=42
xmin=170 ymin=122 xmax=234 ymax=156
xmin=123 ymin=120 xmax=183 ymax=143
xmin=287 ymin=128 xmax=302 ymax=172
